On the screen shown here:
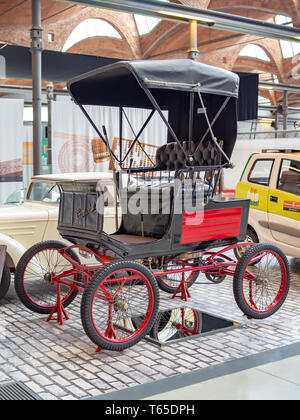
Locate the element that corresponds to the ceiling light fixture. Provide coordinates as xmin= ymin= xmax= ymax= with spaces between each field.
xmin=158 ymin=10 xmax=216 ymax=24
xmin=260 ymin=118 xmax=275 ymax=123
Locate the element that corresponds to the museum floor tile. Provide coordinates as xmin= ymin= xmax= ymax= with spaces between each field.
xmin=144 ymin=354 xmax=300 ymax=401
xmin=0 ymin=258 xmax=300 ymax=400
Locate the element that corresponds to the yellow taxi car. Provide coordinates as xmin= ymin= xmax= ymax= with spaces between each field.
xmin=235 ymin=149 xmax=300 ymax=258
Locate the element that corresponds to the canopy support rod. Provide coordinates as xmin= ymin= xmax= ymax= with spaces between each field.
xmin=142 ymin=86 xmax=188 ymax=159
xmin=79 ymin=104 xmax=119 ymax=162
xmin=122 ymin=109 xmax=155 ymax=166
xmin=196 ymin=96 xmax=231 ymax=149
xmin=188 ymin=92 xmax=195 ymax=155
xmin=119 ymin=107 xmax=123 ymax=166
xmin=196 ymin=87 xmax=233 ymax=166
xmin=31 ymin=0 xmax=43 ymax=176
xmin=121 ymin=109 xmax=156 ymax=163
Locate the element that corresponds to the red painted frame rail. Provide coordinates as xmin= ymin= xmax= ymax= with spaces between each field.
xmin=46 ymin=242 xmax=256 ymax=324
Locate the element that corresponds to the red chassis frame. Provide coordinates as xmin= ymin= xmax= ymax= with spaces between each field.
xmin=46 ymin=242 xmax=256 ymax=326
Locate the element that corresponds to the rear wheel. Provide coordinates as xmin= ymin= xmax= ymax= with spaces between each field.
xmin=81 ymin=260 xmax=159 ymax=351
xmin=15 ymin=241 xmax=81 ymax=314
xmin=205 ymin=257 xmax=227 ymax=284
xmin=156 ymin=258 xmax=199 ymax=294
xmin=234 ymin=228 xmax=258 ymax=261
xmin=233 ymin=243 xmax=290 ymax=319
xmin=0 ymin=264 xmax=11 ymax=300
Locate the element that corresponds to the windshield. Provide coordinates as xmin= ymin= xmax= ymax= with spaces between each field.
xmin=27 ymin=182 xmax=60 ymax=203
xmin=5 ymin=188 xmax=26 ymax=205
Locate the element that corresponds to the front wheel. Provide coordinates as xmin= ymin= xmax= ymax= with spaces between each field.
xmin=233 ymin=243 xmax=290 ymax=320
xmin=15 ymin=241 xmax=81 ymax=314
xmin=81 ymin=260 xmax=160 ymax=351
xmin=0 ymin=264 xmax=11 ymax=300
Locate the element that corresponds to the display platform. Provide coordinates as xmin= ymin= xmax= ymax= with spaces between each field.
xmin=144 ymin=307 xmax=240 ymax=347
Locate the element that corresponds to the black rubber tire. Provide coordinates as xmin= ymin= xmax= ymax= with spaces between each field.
xmin=205 ymin=257 xmax=227 ymax=284
xmin=0 ymin=264 xmax=11 ymax=300
xmin=156 ymin=258 xmax=199 ymax=294
xmin=234 ymin=228 xmax=259 ymax=261
xmin=81 ymin=260 xmax=160 ymax=351
xmin=15 ymin=240 xmax=81 ymax=314
xmin=233 ymin=243 xmax=290 ymax=320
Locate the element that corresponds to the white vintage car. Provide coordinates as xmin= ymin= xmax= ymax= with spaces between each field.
xmin=0 ymin=172 xmax=118 ymax=278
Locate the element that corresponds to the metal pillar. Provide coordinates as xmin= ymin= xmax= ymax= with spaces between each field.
xmin=188 ymin=20 xmax=199 ymax=60
xmin=275 ymin=109 xmax=279 ymax=139
xmin=46 ymin=83 xmax=53 ymax=171
xmin=282 ymin=91 xmax=288 ymax=138
xmin=31 ymin=0 xmax=43 ymax=175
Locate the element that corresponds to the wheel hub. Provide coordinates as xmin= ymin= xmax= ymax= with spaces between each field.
xmin=44 ymin=272 xmax=52 ymax=282
xmin=255 ymin=276 xmax=269 ymax=286
xmin=114 ymin=299 xmax=129 ymax=312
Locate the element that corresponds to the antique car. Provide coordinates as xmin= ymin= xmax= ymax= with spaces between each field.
xmin=14 ymin=59 xmax=291 ymax=353
xmin=235 ymin=149 xmax=300 ymax=259
xmin=0 ymin=172 xmax=117 ymax=275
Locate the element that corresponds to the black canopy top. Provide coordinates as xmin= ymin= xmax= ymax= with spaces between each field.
xmin=68 ymin=59 xmax=241 ymax=164
xmin=68 ymin=58 xmax=240 ymax=107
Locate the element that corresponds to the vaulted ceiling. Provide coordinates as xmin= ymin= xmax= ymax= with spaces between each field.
xmin=0 ymin=0 xmax=300 ymax=105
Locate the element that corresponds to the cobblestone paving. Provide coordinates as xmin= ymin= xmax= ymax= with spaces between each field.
xmin=0 ymin=258 xmax=300 ymax=400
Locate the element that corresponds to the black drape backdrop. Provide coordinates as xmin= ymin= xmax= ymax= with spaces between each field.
xmin=0 ymin=45 xmax=118 ymax=82
xmin=1 ymin=45 xmax=258 ymax=153
xmin=235 ymin=72 xmax=259 ymax=121
xmin=1 ymin=45 xmax=258 ymax=123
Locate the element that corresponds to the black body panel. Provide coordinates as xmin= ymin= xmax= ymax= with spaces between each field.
xmin=58 ymin=177 xmax=249 ymax=260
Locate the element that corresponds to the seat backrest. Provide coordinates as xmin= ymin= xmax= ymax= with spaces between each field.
xmin=120 ymin=182 xmax=173 ymax=238
xmin=155 ymin=141 xmax=221 ymax=171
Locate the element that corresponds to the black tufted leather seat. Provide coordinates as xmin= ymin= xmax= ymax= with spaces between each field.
xmin=156 ymin=141 xmax=221 ymax=171
xmin=119 ymin=141 xmax=221 ymax=240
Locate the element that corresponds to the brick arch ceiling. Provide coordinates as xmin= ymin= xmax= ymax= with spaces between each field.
xmin=61 ymin=18 xmax=136 ymax=59
xmin=177 ymin=0 xmax=211 ymax=7
xmin=49 ymin=8 xmax=141 ymax=59
xmin=235 ymin=40 xmax=280 ymax=69
xmin=208 ymin=0 xmax=300 ymax=26
xmin=66 ymin=36 xmax=135 ymax=60
xmin=232 ymin=41 xmax=282 ymax=76
xmin=138 ymin=0 xmax=294 ymax=63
